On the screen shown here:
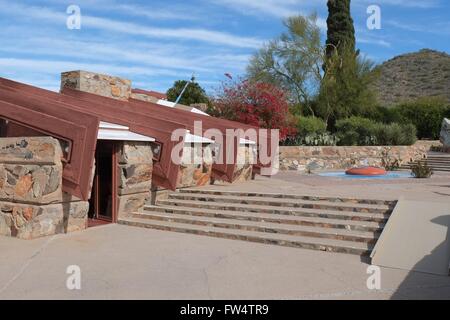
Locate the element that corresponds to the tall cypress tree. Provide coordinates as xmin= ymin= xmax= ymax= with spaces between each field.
xmin=325 ymin=0 xmax=356 ymax=57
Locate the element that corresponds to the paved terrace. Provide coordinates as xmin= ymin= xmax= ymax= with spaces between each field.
xmin=1 ymin=172 xmax=450 ymax=299
xmin=211 ymin=170 xmax=450 ymax=202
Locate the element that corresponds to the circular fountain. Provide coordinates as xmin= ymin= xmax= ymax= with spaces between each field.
xmin=345 ymin=166 xmax=387 ymax=176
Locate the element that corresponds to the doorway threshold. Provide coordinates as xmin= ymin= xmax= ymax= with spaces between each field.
xmin=88 ymin=218 xmax=112 ymax=228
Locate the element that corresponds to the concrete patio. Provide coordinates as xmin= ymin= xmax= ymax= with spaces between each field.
xmin=1 ymin=223 xmax=450 ymax=300
xmin=1 ymin=172 xmax=450 ymax=300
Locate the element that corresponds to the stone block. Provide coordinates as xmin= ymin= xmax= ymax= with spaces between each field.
xmin=118 ymin=192 xmax=150 ymax=218
xmin=61 ymin=70 xmax=131 ymax=101
xmin=118 ymin=141 xmax=154 ymax=164
xmin=0 ymin=137 xmax=62 ymax=165
xmin=0 ymin=164 xmax=62 ymax=204
xmin=118 ymin=163 xmax=153 ymax=195
xmin=0 ymin=201 xmax=88 ymax=239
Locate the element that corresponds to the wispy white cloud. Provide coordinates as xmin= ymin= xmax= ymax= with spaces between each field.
xmin=0 ymin=57 xmax=185 ymax=78
xmin=0 ymin=36 xmax=251 ymax=74
xmin=112 ymin=4 xmax=201 ymax=21
xmin=210 ymin=0 xmax=327 ymax=30
xmin=354 ymin=0 xmax=441 ymax=9
xmin=385 ymin=20 xmax=450 ymax=36
xmin=0 ymin=1 xmax=264 ymax=49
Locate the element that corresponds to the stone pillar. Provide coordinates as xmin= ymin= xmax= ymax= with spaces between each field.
xmin=0 ymin=137 xmax=88 ymax=239
xmin=61 ymin=70 xmax=132 ymax=101
xmin=117 ymin=141 xmax=153 ymax=218
xmin=232 ymin=144 xmax=256 ymax=182
xmin=177 ymin=143 xmax=213 ymax=188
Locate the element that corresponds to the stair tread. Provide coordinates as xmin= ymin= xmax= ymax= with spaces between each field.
xmin=178 ymin=189 xmax=394 ymax=205
xmin=169 ymin=193 xmax=392 ymax=210
xmin=156 ymin=199 xmax=390 ymax=219
xmin=133 ymin=211 xmax=378 ymax=239
xmin=119 ymin=217 xmax=372 ymax=252
xmin=143 ymin=204 xmax=384 ymax=229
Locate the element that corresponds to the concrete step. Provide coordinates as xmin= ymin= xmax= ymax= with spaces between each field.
xmin=167 ymin=193 xmax=393 ymax=214
xmin=118 ymin=217 xmax=373 ymax=256
xmin=177 ymin=189 xmax=395 ymax=206
xmin=408 ymin=161 xmax=450 ymax=165
xmin=401 ymin=165 xmax=450 ymax=172
xmin=143 ymin=205 xmax=384 ymax=232
xmin=155 ymin=199 xmax=390 ymax=223
xmin=426 ymin=155 xmax=450 ymax=159
xmin=132 ymin=211 xmax=379 ymax=243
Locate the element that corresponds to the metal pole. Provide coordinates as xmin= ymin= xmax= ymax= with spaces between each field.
xmin=175 ymin=74 xmax=195 ymax=105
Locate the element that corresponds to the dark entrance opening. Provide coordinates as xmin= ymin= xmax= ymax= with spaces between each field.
xmin=0 ymin=119 xmax=7 ymax=137
xmin=88 ymin=140 xmax=118 ymax=227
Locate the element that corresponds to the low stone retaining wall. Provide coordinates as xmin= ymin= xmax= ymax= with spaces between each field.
xmin=279 ymin=141 xmax=434 ymax=172
xmin=0 ymin=137 xmax=88 ymax=239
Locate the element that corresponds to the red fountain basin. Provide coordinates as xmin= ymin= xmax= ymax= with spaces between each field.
xmin=345 ymin=166 xmax=387 ymax=176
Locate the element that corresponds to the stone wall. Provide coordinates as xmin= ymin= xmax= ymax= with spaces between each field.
xmin=232 ymin=145 xmax=256 ymax=182
xmin=61 ymin=70 xmax=132 ymax=101
xmin=279 ymin=142 xmax=431 ymax=172
xmin=0 ymin=137 xmax=88 ymax=239
xmin=117 ymin=141 xmax=153 ymax=218
xmin=177 ymin=143 xmax=213 ymax=188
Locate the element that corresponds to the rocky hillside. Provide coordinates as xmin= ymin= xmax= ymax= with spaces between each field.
xmin=372 ymin=49 xmax=450 ymax=106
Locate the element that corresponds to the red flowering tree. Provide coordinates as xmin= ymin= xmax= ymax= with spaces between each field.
xmin=210 ymin=80 xmax=296 ymax=140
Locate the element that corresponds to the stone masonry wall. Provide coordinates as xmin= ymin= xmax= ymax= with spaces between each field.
xmin=233 ymin=145 xmax=256 ymax=182
xmin=0 ymin=137 xmax=88 ymax=239
xmin=117 ymin=141 xmax=153 ymax=218
xmin=177 ymin=143 xmax=213 ymax=188
xmin=61 ymin=70 xmax=132 ymax=101
xmin=279 ymin=141 xmax=431 ymax=172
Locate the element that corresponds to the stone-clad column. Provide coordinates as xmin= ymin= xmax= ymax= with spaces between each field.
xmin=0 ymin=137 xmax=88 ymax=239
xmin=117 ymin=141 xmax=153 ymax=218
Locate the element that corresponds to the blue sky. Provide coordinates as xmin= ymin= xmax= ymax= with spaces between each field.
xmin=0 ymin=0 xmax=449 ymax=94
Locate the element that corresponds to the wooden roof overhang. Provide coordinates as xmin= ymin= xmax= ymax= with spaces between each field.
xmin=0 ymin=81 xmax=99 ymax=200
xmin=0 ymin=78 xmax=186 ymax=191
xmin=128 ymin=98 xmax=276 ymax=178
xmin=61 ymin=89 xmax=241 ymax=182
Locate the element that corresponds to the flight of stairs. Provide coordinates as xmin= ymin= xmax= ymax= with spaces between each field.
xmin=401 ymin=152 xmax=450 ymax=172
xmin=119 ymin=189 xmax=397 ymax=256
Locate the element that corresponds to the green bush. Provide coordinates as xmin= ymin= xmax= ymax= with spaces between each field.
xmin=365 ymin=106 xmax=403 ymax=124
xmin=374 ymin=123 xmax=417 ymax=146
xmin=335 ymin=117 xmax=417 ymax=146
xmin=335 ymin=117 xmax=378 ymax=146
xmin=393 ymin=97 xmax=450 ymax=139
xmin=296 ymin=116 xmax=327 ymax=137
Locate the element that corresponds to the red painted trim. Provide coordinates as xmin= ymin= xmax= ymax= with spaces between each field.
xmin=0 ymin=82 xmax=99 ymax=200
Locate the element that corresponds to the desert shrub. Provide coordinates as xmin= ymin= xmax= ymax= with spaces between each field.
xmin=411 ymin=161 xmax=433 ymax=178
xmin=335 ymin=117 xmax=378 ymax=146
xmin=393 ymin=97 xmax=450 ymax=139
xmin=365 ymin=105 xmax=403 ymax=124
xmin=380 ymin=148 xmax=401 ymax=171
xmin=374 ymin=123 xmax=417 ymax=146
xmin=281 ymin=132 xmax=338 ymax=146
xmin=296 ymin=116 xmax=327 ymax=137
xmin=336 ymin=117 xmax=417 ymax=146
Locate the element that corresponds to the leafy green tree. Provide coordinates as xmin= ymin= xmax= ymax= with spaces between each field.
xmin=318 ymin=47 xmax=379 ymax=127
xmin=166 ymin=80 xmax=210 ymax=106
xmin=246 ymin=14 xmax=323 ymax=116
xmin=319 ymin=1 xmax=378 ymax=127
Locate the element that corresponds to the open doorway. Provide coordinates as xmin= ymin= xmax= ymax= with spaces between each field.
xmin=88 ymin=140 xmax=118 ymax=227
